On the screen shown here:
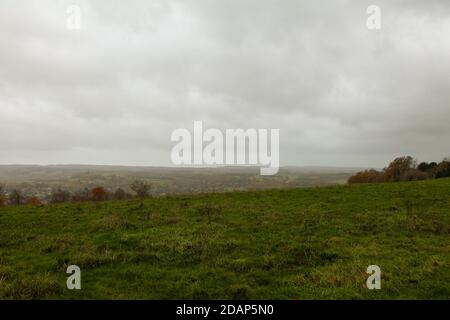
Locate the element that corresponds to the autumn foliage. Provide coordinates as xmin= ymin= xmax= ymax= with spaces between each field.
xmin=26 ymin=197 xmax=43 ymax=206
xmin=92 ymin=186 xmax=108 ymax=202
xmin=348 ymin=156 xmax=450 ymax=184
xmin=347 ymin=169 xmax=385 ymax=184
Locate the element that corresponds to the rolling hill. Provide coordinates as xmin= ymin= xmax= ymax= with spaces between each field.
xmin=0 ymin=178 xmax=449 ymax=299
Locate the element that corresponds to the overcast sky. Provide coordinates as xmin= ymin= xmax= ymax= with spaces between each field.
xmin=0 ymin=0 xmax=449 ymax=167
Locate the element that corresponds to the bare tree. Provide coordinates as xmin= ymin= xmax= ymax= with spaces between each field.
xmin=0 ymin=186 xmax=6 ymax=207
xmin=50 ymin=189 xmax=71 ymax=203
xmin=72 ymin=188 xmax=92 ymax=202
xmin=131 ymin=180 xmax=151 ymax=200
xmin=113 ymin=188 xmax=131 ymax=200
xmin=26 ymin=197 xmax=43 ymax=206
xmin=9 ymin=189 xmax=24 ymax=206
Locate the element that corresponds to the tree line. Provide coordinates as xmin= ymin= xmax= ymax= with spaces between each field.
xmin=348 ymin=156 xmax=450 ymax=184
xmin=0 ymin=180 xmax=151 ymax=207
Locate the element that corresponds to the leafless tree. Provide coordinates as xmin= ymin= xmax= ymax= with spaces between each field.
xmin=9 ymin=189 xmax=24 ymax=206
xmin=131 ymin=180 xmax=151 ymax=200
xmin=114 ymin=188 xmax=131 ymax=200
xmin=50 ymin=189 xmax=71 ymax=203
xmin=0 ymin=186 xmax=6 ymax=207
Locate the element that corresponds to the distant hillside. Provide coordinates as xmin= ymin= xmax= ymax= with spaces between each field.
xmin=0 ymin=178 xmax=448 ymax=299
xmin=0 ymin=165 xmax=363 ymax=199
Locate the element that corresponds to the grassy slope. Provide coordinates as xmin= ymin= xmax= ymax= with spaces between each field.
xmin=0 ymin=179 xmax=449 ymax=299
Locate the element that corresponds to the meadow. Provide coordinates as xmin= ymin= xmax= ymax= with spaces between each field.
xmin=0 ymin=179 xmax=449 ymax=299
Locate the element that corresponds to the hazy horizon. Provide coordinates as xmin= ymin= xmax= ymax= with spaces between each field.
xmin=0 ymin=163 xmax=370 ymax=170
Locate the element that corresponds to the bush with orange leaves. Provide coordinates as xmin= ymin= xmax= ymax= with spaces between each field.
xmin=348 ymin=169 xmax=385 ymax=184
xmin=26 ymin=197 xmax=43 ymax=206
xmin=91 ymin=186 xmax=108 ymax=202
xmin=348 ymin=156 xmax=432 ymax=184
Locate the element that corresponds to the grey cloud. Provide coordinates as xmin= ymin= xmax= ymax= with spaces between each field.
xmin=0 ymin=0 xmax=449 ymax=167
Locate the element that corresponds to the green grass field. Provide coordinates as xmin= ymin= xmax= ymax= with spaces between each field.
xmin=0 ymin=179 xmax=449 ymax=299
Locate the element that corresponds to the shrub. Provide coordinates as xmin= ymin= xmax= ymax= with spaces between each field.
xmin=8 ymin=189 xmax=24 ymax=206
xmin=348 ymin=169 xmax=385 ymax=184
xmin=50 ymin=189 xmax=71 ymax=203
xmin=197 ymin=203 xmax=222 ymax=224
xmin=0 ymin=186 xmax=6 ymax=207
xmin=91 ymin=186 xmax=108 ymax=202
xmin=418 ymin=162 xmax=438 ymax=177
xmin=71 ymin=189 xmax=91 ymax=202
xmin=131 ymin=181 xmax=151 ymax=199
xmin=113 ymin=188 xmax=131 ymax=200
xmin=417 ymin=162 xmax=429 ymax=172
xmin=401 ymin=169 xmax=428 ymax=181
xmin=435 ymin=161 xmax=450 ymax=179
xmin=348 ymin=156 xmax=437 ymax=184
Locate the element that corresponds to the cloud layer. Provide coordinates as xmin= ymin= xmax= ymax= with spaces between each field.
xmin=1 ymin=0 xmax=449 ymax=167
